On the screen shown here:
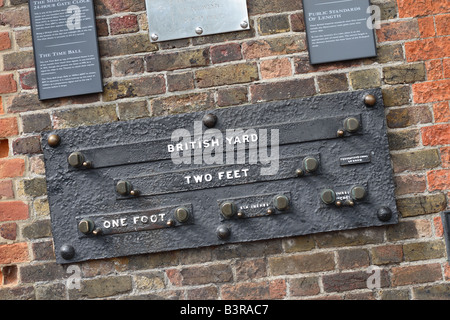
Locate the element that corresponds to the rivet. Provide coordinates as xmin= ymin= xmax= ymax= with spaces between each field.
xmin=47 ymin=134 xmax=61 ymax=147
xmin=335 ymin=200 xmax=342 ymax=207
xmin=267 ymin=208 xmax=274 ymax=215
xmin=216 ymin=225 xmax=231 ymax=240
xmin=240 ymin=20 xmax=249 ymax=28
xmin=130 ymin=190 xmax=139 ymax=196
xmin=167 ymin=219 xmax=175 ymax=227
xmin=237 ymin=211 xmax=245 ymax=218
xmin=345 ymin=199 xmax=355 ymax=207
xmin=202 ymin=113 xmax=217 ymax=128
xmin=377 ymin=207 xmax=392 ymax=222
xmin=92 ymin=228 xmax=103 ymax=236
xmin=296 ymin=168 xmax=304 ymax=177
xmin=337 ymin=129 xmax=345 ymax=137
xmin=60 ymin=244 xmax=75 ymax=260
xmin=364 ymin=94 xmax=376 ymax=107
xmin=82 ymin=161 xmax=92 ymax=168
xmin=151 ymin=33 xmax=159 ymax=41
xmin=195 ymin=27 xmax=203 ymax=35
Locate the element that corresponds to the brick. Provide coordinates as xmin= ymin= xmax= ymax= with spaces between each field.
xmin=371 ymin=0 xmax=398 ymax=20
xmin=14 ymin=29 xmax=32 ymax=48
xmin=406 ymin=37 xmax=450 ymax=62
xmin=376 ymin=20 xmax=419 ymax=42
xmin=418 ymin=16 xmax=435 ymax=38
xmin=16 ymin=177 xmax=47 ymax=198
xmin=289 ymin=277 xmax=320 ymax=297
xmin=396 ymin=194 xmax=447 ymax=218
xmin=0 ymin=117 xmax=18 ymax=138
xmin=12 ymin=136 xmax=42 ymax=155
xmin=96 ymin=18 xmax=108 ymax=37
xmin=397 ymin=0 xmax=450 ymax=18
xmin=290 ymin=13 xmax=305 ymax=32
xmin=21 ymin=113 xmax=52 ymax=133
xmin=282 ymin=235 xmax=315 ymax=253
xmin=413 ymin=283 xmax=450 ymax=300
xmin=146 ymin=48 xmax=209 ymax=72
xmin=388 ymin=129 xmax=420 ymax=150
xmin=221 ymin=280 xmax=285 ymax=300
xmin=349 ymin=69 xmax=381 ymax=89
xmin=427 ymin=169 xmax=450 ymax=191
xmin=2 ymin=265 xmax=18 ymax=285
xmin=234 ymin=259 xmax=266 ymax=281
xmin=151 ymin=92 xmax=214 ymax=117
xmin=192 ymin=26 xmax=255 ymax=46
xmin=2 ymin=51 xmax=34 ymax=71
xmin=6 ymin=93 xmax=62 ymax=113
xmin=368 ymin=44 xmax=404 ymax=64
xmin=383 ymin=63 xmax=426 ymax=84
xmin=217 ymin=87 xmax=248 ymax=107
xmin=134 ymin=271 xmax=166 ymax=291
xmin=381 ymin=85 xmax=411 ymax=107
xmin=403 ymin=240 xmax=446 ymax=261
xmin=0 ymin=139 xmax=7 ymax=158
xmin=337 ymin=248 xmax=370 ymax=269
xmin=392 ymin=263 xmax=442 ymax=286
xmin=70 ymin=275 xmax=133 ymax=299
xmin=99 ymin=34 xmax=157 ymax=57
xmin=109 ymin=15 xmax=138 ymax=35
xmin=260 ymin=58 xmax=292 ymax=79
xmin=315 ymin=229 xmax=384 ymax=248
xmin=257 ymin=14 xmax=290 ymax=35
xmin=210 ymin=43 xmax=242 ymax=64
xmin=0 ymin=180 xmax=13 ymax=199
xmin=112 ymin=57 xmax=144 ymax=77
xmin=323 ymin=270 xmax=389 ymax=292
xmin=53 ymin=105 xmax=118 ymax=129
xmin=422 ymin=124 xmax=450 ymax=146
xmin=248 ymin=0 xmax=302 ymax=15
xmin=371 ymin=245 xmax=403 ymax=265
xmin=170 ymin=264 xmax=232 ymax=286
xmin=31 ymin=240 xmax=54 ymax=261
xmin=0 ymin=7 xmax=30 ymax=27
xmin=380 ymin=289 xmax=410 ymax=300
xmin=103 ymin=75 xmax=166 ymax=102
xmin=413 ymin=80 xmax=450 ymax=103
xmin=0 ymin=74 xmax=17 ymax=94
xmin=386 ymin=106 xmax=432 ymax=128
xmin=294 ymin=56 xmax=358 ymax=74
xmin=22 ymin=219 xmax=52 ymax=239
xmin=250 ymin=78 xmax=315 ymax=103
xmin=195 ymin=63 xmax=258 ymax=88
xmin=436 ymin=14 xmax=450 ymax=36
xmin=94 ymin=0 xmax=145 ymax=15
xmin=0 ymin=243 xmax=28 ymax=264
xmin=0 ymin=97 xmax=3 ymax=114
xmin=0 ymin=158 xmax=25 ymax=178
xmin=394 ymin=174 xmax=426 ymax=196
xmin=445 ymin=59 xmax=450 ymax=78
xmin=268 ymin=252 xmax=335 ymax=275
xmin=0 ymin=32 xmax=11 ymax=51
xmin=433 ymin=101 xmax=450 ymax=123
xmin=317 ymin=73 xmax=348 ymax=93
xmin=0 ymin=222 xmax=17 ymax=240
xmin=391 ymin=149 xmax=440 ymax=173
xmin=441 ymin=147 xmax=450 ymax=168
xmin=117 ymin=100 xmax=149 ymax=121
xmin=426 ymin=59 xmax=444 ymax=80
xmin=243 ymin=35 xmax=306 ymax=59
xmin=167 ymin=72 xmax=195 ymax=92
xmin=186 ymin=285 xmax=219 ymax=300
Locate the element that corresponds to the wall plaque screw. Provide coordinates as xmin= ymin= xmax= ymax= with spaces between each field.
xmin=195 ymin=27 xmax=203 ymax=35
xmin=351 ymin=186 xmax=366 ymax=201
xmin=344 ymin=117 xmax=360 ymax=133
xmin=202 ymin=113 xmax=217 ymax=128
xmin=68 ymin=152 xmax=85 ymax=168
xmin=216 ymin=225 xmax=230 ymax=240
xmin=221 ymin=201 xmax=237 ymax=218
xmin=78 ymin=219 xmax=95 ymax=235
xmin=240 ymin=20 xmax=248 ymax=28
xmin=273 ymin=195 xmax=289 ymax=211
xmin=116 ymin=180 xmax=132 ymax=196
xmin=47 ymin=134 xmax=61 ymax=147
xmin=303 ymin=156 xmax=319 ymax=173
xmin=320 ymin=189 xmax=336 ymax=205
xmin=60 ymin=244 xmax=75 ymax=260
xmin=151 ymin=33 xmax=159 ymax=41
xmin=377 ymin=207 xmax=392 ymax=222
xmin=175 ymin=207 xmax=190 ymax=223
xmin=364 ymin=94 xmax=376 ymax=107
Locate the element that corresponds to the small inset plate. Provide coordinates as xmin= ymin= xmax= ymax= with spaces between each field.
xmin=145 ymin=0 xmax=250 ymax=42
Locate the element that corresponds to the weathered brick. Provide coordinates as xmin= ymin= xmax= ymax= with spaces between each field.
xmin=94 ymin=0 xmax=146 ymax=15
xmin=196 ymin=63 xmax=258 ymax=88
xmin=0 ymin=242 xmax=28 ymax=264
xmin=0 ymin=32 xmax=11 ymax=51
xmin=167 ymin=72 xmax=195 ymax=92
xmin=426 ymin=59 xmax=444 ymax=80
xmin=403 ymin=240 xmax=446 ymax=262
xmin=323 ymin=270 xmax=389 ymax=292
xmin=214 ymin=241 xmax=282 ymax=260
xmin=294 ymin=55 xmax=358 ymax=74
xmin=436 ymin=14 xmax=450 ymax=36
xmin=337 ymin=248 xmax=370 ymax=270
xmin=12 ymin=136 xmax=42 ymax=155
xmin=314 ymin=228 xmax=384 ymax=248
xmin=396 ymin=193 xmax=447 ymax=217
xmin=387 ymin=129 xmax=420 ymax=150
xmin=413 ymin=283 xmax=450 ymax=300
xmin=16 ymin=177 xmax=47 ymax=198
xmin=35 ymin=283 xmax=66 ymax=300
xmin=376 ymin=20 xmax=419 ymax=42
xmin=0 ymin=117 xmax=18 ymax=137
xmin=109 ymin=15 xmax=138 ymax=35
xmin=234 ymin=258 xmax=266 ymax=281
xmin=397 ymin=0 xmax=450 ymax=18
xmin=282 ymin=235 xmax=315 ymax=253
xmin=427 ymin=169 xmax=450 ymax=192
xmin=289 ymin=277 xmax=320 ymax=297
xmin=268 ymin=252 xmax=335 ymax=275
xmin=151 ymin=92 xmax=214 ymax=117
xmin=380 ymin=289 xmax=410 ymax=300
xmin=441 ymin=147 xmax=450 ymax=168
xmin=318 ymin=73 xmax=349 ymax=93
xmin=53 ymin=105 xmax=119 ymax=129
xmin=391 ymin=149 xmax=440 ymax=173
xmin=21 ymin=113 xmax=52 ymax=133
xmin=96 ymin=18 xmax=108 ymax=37
xmin=2 ymin=51 xmax=34 ymax=71
xmin=433 ymin=101 xmax=450 ymax=123
xmin=243 ymin=35 xmax=306 ymax=59
xmin=394 ymin=174 xmax=426 ymax=196
xmin=2 ymin=265 xmax=18 ymax=285
xmin=386 ymin=106 xmax=432 ymax=129
xmin=392 ymin=263 xmax=442 ymax=286
xmin=217 ymin=87 xmax=248 ymax=107
xmin=250 ymin=78 xmax=315 ymax=103
xmin=0 ymin=7 xmax=30 ymax=27
xmin=69 ymin=275 xmax=133 ymax=299
xmin=19 ymin=70 xmax=37 ymax=90
xmin=349 ymin=69 xmax=381 ymax=89
xmin=112 ymin=57 xmax=144 ymax=77
xmin=412 ymin=80 xmax=450 ymax=103
xmin=99 ymin=34 xmax=157 ymax=57
xmin=22 ymin=219 xmax=52 ymax=239
xmin=221 ymin=280 xmax=286 ymax=300
xmin=383 ymin=63 xmax=426 ymax=84
xmin=146 ymin=48 xmax=209 ymax=72
xmin=381 ymin=85 xmax=411 ymax=107
xmin=6 ymin=93 xmax=62 ymax=113
xmin=260 ymin=58 xmax=292 ymax=79
xmin=0 ymin=74 xmax=16 ymax=94
xmin=0 ymin=222 xmax=17 ymax=240
xmin=0 ymin=158 xmax=25 ymax=178
xmin=117 ymin=100 xmax=149 ymax=121
xmin=134 ymin=271 xmax=165 ymax=291
xmin=290 ymin=12 xmax=305 ymax=32
xmin=186 ymin=285 xmax=219 ymax=300
xmin=104 ymin=75 xmax=166 ymax=102
xmin=248 ymin=0 xmax=302 ymax=15
xmin=406 ymin=37 xmax=450 ymax=62
xmin=422 ymin=124 xmax=450 ymax=146
xmin=257 ymin=14 xmax=290 ymax=35
xmin=418 ymin=16 xmax=435 ymax=38
xmin=31 ymin=240 xmax=54 ymax=261
xmin=371 ymin=245 xmax=403 ymax=265
xmin=0 ymin=180 xmax=14 ymax=199
xmin=210 ymin=43 xmax=242 ymax=64
xmin=169 ymin=264 xmax=233 ymax=286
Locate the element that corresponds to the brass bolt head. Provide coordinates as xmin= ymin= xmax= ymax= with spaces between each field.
xmin=175 ymin=207 xmax=190 ymax=223
xmin=47 ymin=134 xmax=61 ymax=147
xmin=220 ymin=202 xmax=237 ymax=218
xmin=273 ymin=195 xmax=289 ymax=211
xmin=68 ymin=152 xmax=85 ymax=168
xmin=364 ymin=94 xmax=376 ymax=106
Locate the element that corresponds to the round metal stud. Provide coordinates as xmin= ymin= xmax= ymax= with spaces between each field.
xmin=377 ymin=207 xmax=392 ymax=222
xmin=175 ymin=207 xmax=190 ymax=223
xmin=216 ymin=225 xmax=231 ymax=240
xmin=273 ymin=194 xmax=289 ymax=211
xmin=60 ymin=244 xmax=75 ymax=260
xmin=344 ymin=117 xmax=360 ymax=133
xmin=364 ymin=94 xmax=376 ymax=107
xmin=351 ymin=185 xmax=367 ymax=201
xmin=220 ymin=201 xmax=237 ymax=218
xmin=237 ymin=211 xmax=245 ymax=218
xmin=151 ymin=33 xmax=159 ymax=41
xmin=240 ymin=20 xmax=249 ymax=28
xmin=345 ymin=199 xmax=355 ymax=207
xmin=195 ymin=27 xmax=203 ymax=35
xmin=116 ymin=180 xmax=132 ymax=196
xmin=202 ymin=113 xmax=217 ymax=128
xmin=320 ymin=189 xmax=336 ymax=205
xmin=303 ymin=156 xmax=319 ymax=173
xmin=167 ymin=219 xmax=175 ymax=227
xmin=335 ymin=200 xmax=342 ymax=207
xmin=296 ymin=168 xmax=304 ymax=177
xmin=68 ymin=152 xmax=85 ymax=168
xmin=92 ymin=228 xmax=103 ymax=236
xmin=47 ymin=134 xmax=61 ymax=147
xmin=267 ymin=208 xmax=274 ymax=215
xmin=337 ymin=129 xmax=345 ymax=137
xmin=82 ymin=161 xmax=92 ymax=168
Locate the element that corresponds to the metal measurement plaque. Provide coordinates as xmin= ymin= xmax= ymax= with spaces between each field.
xmin=42 ymin=89 xmax=398 ymax=264
xmin=145 ymin=0 xmax=250 ymax=42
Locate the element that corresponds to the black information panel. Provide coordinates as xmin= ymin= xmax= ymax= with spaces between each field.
xmin=29 ymin=0 xmax=103 ymax=100
xmin=42 ymin=89 xmax=398 ymax=264
xmin=303 ymin=0 xmax=377 ymax=64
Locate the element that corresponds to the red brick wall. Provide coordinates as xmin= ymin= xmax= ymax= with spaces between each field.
xmin=0 ymin=0 xmax=449 ymax=299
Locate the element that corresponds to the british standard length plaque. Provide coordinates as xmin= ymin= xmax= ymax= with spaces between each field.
xmin=29 ymin=0 xmax=103 ymax=100
xmin=303 ymin=0 xmax=377 ymax=64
